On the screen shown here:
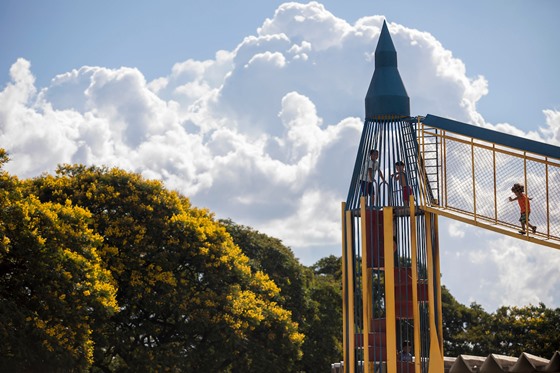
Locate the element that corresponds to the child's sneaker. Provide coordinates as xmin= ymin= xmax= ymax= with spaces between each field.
xmin=519 ymin=230 xmax=526 ymax=235
xmin=532 ymin=226 xmax=537 ymax=234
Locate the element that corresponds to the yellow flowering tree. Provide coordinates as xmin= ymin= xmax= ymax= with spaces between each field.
xmin=221 ymin=220 xmax=343 ymax=371
xmin=29 ymin=164 xmax=303 ymax=372
xmin=0 ymin=151 xmax=118 ymax=372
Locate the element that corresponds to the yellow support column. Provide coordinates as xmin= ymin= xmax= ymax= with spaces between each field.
xmin=408 ymin=197 xmax=421 ymax=373
xmin=383 ymin=207 xmax=397 ymax=373
xmin=345 ymin=208 xmax=356 ymax=373
xmin=433 ymin=214 xmax=444 ymax=354
xmin=425 ymin=212 xmax=444 ymax=372
xmin=360 ymin=198 xmax=370 ymax=371
xmin=341 ymin=203 xmax=348 ymax=372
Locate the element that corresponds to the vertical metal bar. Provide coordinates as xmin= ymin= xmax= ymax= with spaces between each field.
xmin=546 ymin=159 xmax=550 ymax=237
xmin=433 ymin=214 xmax=444 ymax=354
xmin=418 ymin=117 xmax=426 ymax=206
xmin=443 ymin=131 xmax=448 ymax=208
xmin=437 ymin=128 xmax=441 ymax=205
xmin=383 ymin=207 xmax=397 ymax=373
xmin=345 ymin=209 xmax=355 ymax=373
xmin=493 ymin=144 xmax=497 ymax=223
xmin=341 ymin=202 xmax=348 ymax=373
xmin=471 ymin=138 xmax=477 ymax=221
xmin=408 ymin=196 xmax=421 ymax=373
xmin=523 ymin=152 xmax=528 ymax=236
xmin=425 ymin=212 xmax=444 ymax=372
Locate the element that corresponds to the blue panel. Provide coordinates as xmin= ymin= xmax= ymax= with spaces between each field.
xmin=423 ymin=114 xmax=560 ymax=160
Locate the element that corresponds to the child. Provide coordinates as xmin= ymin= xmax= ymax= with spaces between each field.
xmin=360 ymin=149 xmax=386 ymax=205
xmin=509 ymin=183 xmax=537 ymax=235
xmin=399 ymin=340 xmax=412 ymax=362
xmin=393 ymin=161 xmax=412 ymax=203
xmin=370 ymin=150 xmax=386 ymax=184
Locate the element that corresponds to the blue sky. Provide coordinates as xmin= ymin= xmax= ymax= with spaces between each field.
xmin=2 ymin=1 xmax=558 ymax=128
xmin=1 ymin=0 xmax=559 ymax=312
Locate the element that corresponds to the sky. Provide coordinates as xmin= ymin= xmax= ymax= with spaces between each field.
xmin=1 ymin=0 xmax=559 ymax=312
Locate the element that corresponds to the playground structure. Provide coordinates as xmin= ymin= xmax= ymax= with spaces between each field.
xmin=341 ymin=21 xmax=560 ymax=373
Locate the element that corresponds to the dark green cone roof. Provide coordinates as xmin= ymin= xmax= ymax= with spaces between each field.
xmin=365 ymin=20 xmax=410 ymax=119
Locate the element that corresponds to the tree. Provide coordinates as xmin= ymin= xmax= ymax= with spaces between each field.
xmin=219 ymin=219 xmax=309 ymax=324
xmin=441 ymin=285 xmax=474 ymax=357
xmin=311 ymin=255 xmax=342 ymax=282
xmin=28 ymin=165 xmax=303 ymax=372
xmin=490 ymin=303 xmax=560 ymax=358
xmin=301 ymin=263 xmax=343 ymax=372
xmin=221 ymin=221 xmax=343 ymax=371
xmin=0 ymin=151 xmax=118 ymax=372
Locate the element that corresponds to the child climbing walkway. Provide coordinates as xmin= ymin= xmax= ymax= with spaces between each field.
xmin=509 ymin=183 xmax=537 ymax=235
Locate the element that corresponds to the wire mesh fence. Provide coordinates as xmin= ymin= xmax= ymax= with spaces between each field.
xmin=419 ymin=124 xmax=560 ymax=241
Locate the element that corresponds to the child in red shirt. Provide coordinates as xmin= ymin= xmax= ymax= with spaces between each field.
xmin=509 ymin=183 xmax=537 ymax=235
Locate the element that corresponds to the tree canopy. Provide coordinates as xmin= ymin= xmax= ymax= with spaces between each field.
xmin=220 ymin=220 xmax=343 ymax=372
xmin=0 ymin=153 xmax=118 ymax=372
xmin=20 ymin=163 xmax=303 ymax=372
xmin=442 ymin=287 xmax=560 ymax=358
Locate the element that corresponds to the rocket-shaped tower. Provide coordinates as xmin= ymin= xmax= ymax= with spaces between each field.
xmin=341 ymin=21 xmax=444 ymax=372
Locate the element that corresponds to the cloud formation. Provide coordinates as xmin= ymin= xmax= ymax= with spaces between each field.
xmin=1 ymin=1 xmax=559 ymax=311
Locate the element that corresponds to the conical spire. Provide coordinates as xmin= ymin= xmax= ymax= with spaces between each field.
xmin=365 ymin=20 xmax=410 ymax=119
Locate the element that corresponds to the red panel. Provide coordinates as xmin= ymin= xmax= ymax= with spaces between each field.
xmin=364 ymin=210 xmax=385 ymax=268
xmin=354 ymin=332 xmax=386 ymax=346
xmin=354 ymin=333 xmax=388 ymax=362
xmin=397 ymin=361 xmax=415 ymax=372
xmin=371 ymin=317 xmax=386 ymax=332
xmin=356 ymin=318 xmax=389 ymax=361
xmin=394 ymin=267 xmax=429 ymax=301
xmin=394 ymin=267 xmax=429 ymax=319
xmin=368 ymin=345 xmax=388 ymax=361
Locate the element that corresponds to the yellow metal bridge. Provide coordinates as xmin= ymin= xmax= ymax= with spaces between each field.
xmin=416 ymin=114 xmax=560 ymax=251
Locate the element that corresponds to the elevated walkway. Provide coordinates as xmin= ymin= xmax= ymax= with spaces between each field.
xmin=423 ymin=205 xmax=560 ymax=250
xmin=416 ymin=114 xmax=560 ymax=251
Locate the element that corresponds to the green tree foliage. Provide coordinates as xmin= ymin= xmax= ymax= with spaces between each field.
xmin=462 ymin=303 xmax=496 ymax=356
xmin=0 ymin=152 xmax=118 ymax=372
xmin=302 ymin=257 xmax=343 ymax=372
xmin=489 ymin=303 xmax=560 ymax=358
xmin=219 ymin=219 xmax=309 ymax=323
xmin=221 ymin=221 xmax=343 ymax=372
xmin=442 ymin=286 xmax=501 ymax=356
xmin=441 ymin=285 xmax=473 ymax=357
xmin=443 ymin=285 xmax=560 ymax=359
xmin=312 ymin=255 xmax=342 ymax=282
xmin=27 ymin=165 xmax=303 ymax=372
